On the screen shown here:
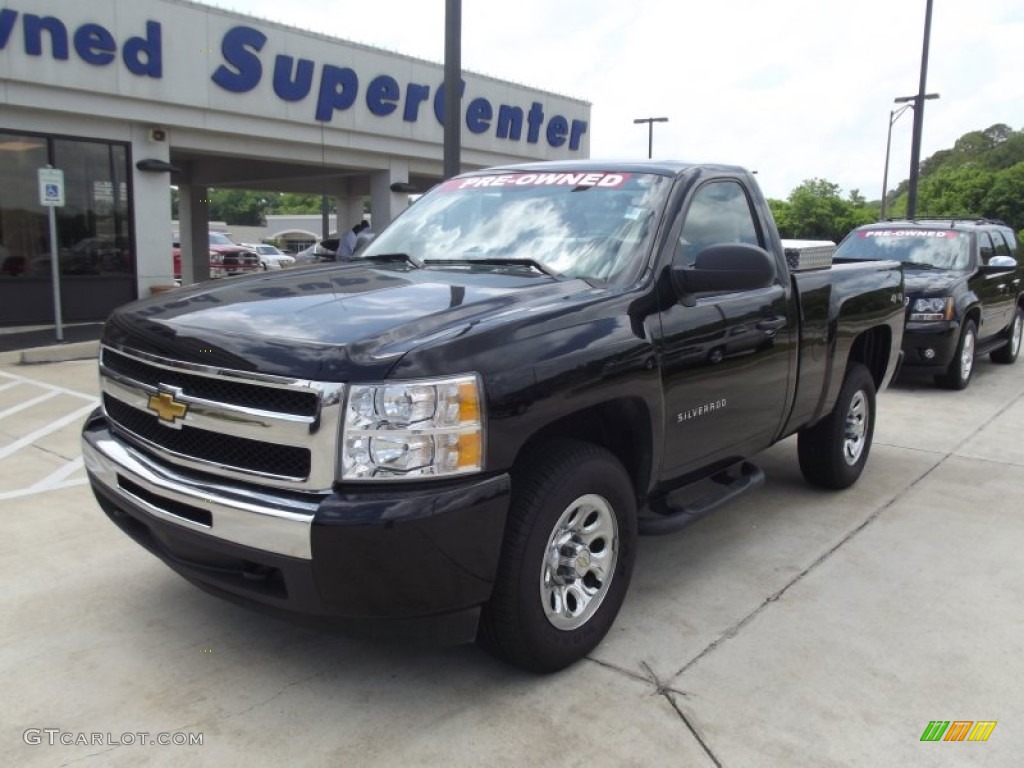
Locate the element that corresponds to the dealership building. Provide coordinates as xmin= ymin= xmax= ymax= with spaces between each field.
xmin=0 ymin=0 xmax=591 ymax=327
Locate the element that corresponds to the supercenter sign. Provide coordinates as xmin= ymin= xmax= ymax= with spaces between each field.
xmin=0 ymin=4 xmax=589 ymax=153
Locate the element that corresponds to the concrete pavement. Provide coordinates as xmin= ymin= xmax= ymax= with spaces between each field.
xmin=1 ymin=354 xmax=1022 ymax=766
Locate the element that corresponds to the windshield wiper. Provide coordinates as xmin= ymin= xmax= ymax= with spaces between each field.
xmin=359 ymin=252 xmax=424 ymax=268
xmin=902 ymin=261 xmax=940 ymax=270
xmin=422 ymin=258 xmax=563 ymax=278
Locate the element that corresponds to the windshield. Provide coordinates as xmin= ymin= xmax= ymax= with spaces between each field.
xmin=835 ymin=229 xmax=970 ymax=270
xmin=208 ymin=233 xmax=236 ymax=246
xmin=360 ymin=171 xmax=671 ymax=282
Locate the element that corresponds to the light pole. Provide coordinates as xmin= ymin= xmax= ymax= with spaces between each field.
xmin=443 ymin=0 xmax=461 ymax=180
xmin=906 ymin=0 xmax=935 ymax=219
xmin=633 ymin=117 xmax=668 ymax=159
xmin=881 ymin=93 xmax=938 ymax=219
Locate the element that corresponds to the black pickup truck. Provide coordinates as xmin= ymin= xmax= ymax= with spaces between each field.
xmin=82 ymin=161 xmax=904 ymax=672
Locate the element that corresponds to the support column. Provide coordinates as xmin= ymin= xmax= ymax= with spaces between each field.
xmin=370 ymin=159 xmax=410 ymax=232
xmin=130 ymin=124 xmax=174 ymax=297
xmin=178 ymin=182 xmax=210 ymax=285
xmin=339 ymin=197 xmax=365 ymax=232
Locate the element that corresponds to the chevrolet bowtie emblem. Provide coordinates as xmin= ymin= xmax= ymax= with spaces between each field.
xmin=147 ymin=390 xmax=188 ymax=425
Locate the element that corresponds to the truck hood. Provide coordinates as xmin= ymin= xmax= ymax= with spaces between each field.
xmin=103 ymin=264 xmax=589 ymax=380
xmin=902 ymin=268 xmax=966 ymax=295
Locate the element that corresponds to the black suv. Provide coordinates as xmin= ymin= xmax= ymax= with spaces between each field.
xmin=835 ymin=218 xmax=1023 ymax=389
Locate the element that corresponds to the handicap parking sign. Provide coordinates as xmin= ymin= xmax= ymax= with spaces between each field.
xmin=38 ymin=168 xmax=65 ymax=207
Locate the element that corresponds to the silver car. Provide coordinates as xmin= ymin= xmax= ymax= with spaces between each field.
xmin=245 ymin=243 xmax=296 ymax=270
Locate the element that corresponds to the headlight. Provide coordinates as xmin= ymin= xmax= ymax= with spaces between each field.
xmin=909 ymin=297 xmax=953 ymax=322
xmin=341 ymin=374 xmax=484 ymax=480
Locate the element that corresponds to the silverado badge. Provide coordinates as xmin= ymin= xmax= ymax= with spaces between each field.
xmin=147 ymin=390 xmax=188 ymax=426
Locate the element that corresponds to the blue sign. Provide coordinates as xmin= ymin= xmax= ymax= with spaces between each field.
xmin=0 ymin=9 xmax=587 ymax=151
xmin=211 ymin=25 xmax=587 ymax=150
xmin=0 ymin=9 xmax=161 ymax=76
xmin=38 ymin=167 xmax=65 ymax=206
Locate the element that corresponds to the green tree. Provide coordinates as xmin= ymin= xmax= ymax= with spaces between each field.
xmin=785 ymin=179 xmax=846 ymax=240
xmin=981 ymin=162 xmax=1024 ymax=232
xmin=274 ymin=193 xmax=328 ymax=214
xmin=767 ymin=198 xmax=792 ymax=237
xmin=914 ymin=164 xmax=998 ymax=220
xmin=207 ymin=189 xmax=271 ymax=226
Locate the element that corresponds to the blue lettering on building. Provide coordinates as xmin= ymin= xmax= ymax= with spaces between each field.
xmin=211 ymin=25 xmax=265 ymax=92
xmin=209 ymin=24 xmax=587 ymax=150
xmin=0 ymin=10 xmax=161 ymax=76
xmin=272 ymin=56 xmax=315 ymax=102
xmin=0 ymin=10 xmax=587 ymax=151
xmin=366 ymin=75 xmax=400 ymax=117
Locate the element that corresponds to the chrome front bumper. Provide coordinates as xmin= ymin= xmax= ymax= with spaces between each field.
xmin=82 ymin=423 xmax=320 ymax=559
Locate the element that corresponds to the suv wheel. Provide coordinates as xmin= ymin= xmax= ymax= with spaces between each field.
xmin=935 ymin=319 xmax=977 ymax=390
xmin=990 ymin=306 xmax=1023 ymax=364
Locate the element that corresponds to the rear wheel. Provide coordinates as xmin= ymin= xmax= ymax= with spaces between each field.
xmin=798 ymin=363 xmax=876 ymax=490
xmin=935 ymin=319 xmax=977 ymax=389
xmin=479 ymin=440 xmax=636 ymax=673
xmin=990 ymin=306 xmax=1023 ymax=364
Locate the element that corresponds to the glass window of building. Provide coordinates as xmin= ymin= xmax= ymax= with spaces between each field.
xmin=0 ymin=131 xmax=135 ymax=326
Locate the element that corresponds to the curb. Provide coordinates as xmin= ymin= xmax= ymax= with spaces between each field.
xmin=0 ymin=340 xmax=100 ymax=366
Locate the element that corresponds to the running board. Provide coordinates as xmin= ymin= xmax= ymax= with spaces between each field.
xmin=639 ymin=461 xmax=765 ymax=536
xmin=975 ymin=335 xmax=1009 ymax=357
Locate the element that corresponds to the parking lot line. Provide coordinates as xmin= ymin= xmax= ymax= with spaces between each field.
xmin=0 ymin=402 xmax=98 ymax=461
xmin=0 ymin=370 xmax=97 ymax=401
xmin=0 ymin=391 xmax=60 ymax=420
xmin=0 ymin=457 xmax=87 ymax=501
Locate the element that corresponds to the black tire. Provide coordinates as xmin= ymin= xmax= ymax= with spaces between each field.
xmin=798 ymin=363 xmax=876 ymax=490
xmin=934 ymin=319 xmax=977 ymax=390
xmin=990 ymin=306 xmax=1023 ymax=365
xmin=478 ymin=440 xmax=637 ymax=673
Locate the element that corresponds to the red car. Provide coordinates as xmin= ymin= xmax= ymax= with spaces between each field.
xmin=173 ymin=233 xmax=260 ymax=279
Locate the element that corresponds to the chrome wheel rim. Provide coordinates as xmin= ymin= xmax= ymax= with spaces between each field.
xmin=1012 ymin=313 xmax=1023 ymax=357
xmin=540 ymin=494 xmax=618 ymax=631
xmin=843 ymin=389 xmax=869 ymax=466
xmin=960 ymin=329 xmax=975 ymax=381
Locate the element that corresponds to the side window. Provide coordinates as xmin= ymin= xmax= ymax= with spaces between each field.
xmin=978 ymin=232 xmax=995 ymax=264
xmin=1004 ymin=230 xmax=1020 ymax=257
xmin=991 ymin=231 xmax=1011 ymax=257
xmin=675 ymin=181 xmax=762 ymax=267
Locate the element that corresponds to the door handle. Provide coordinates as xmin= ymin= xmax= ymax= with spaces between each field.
xmin=756 ymin=316 xmax=787 ymax=331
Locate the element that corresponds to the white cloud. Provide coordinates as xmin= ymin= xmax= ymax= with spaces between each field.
xmin=205 ymin=0 xmax=1024 ymax=200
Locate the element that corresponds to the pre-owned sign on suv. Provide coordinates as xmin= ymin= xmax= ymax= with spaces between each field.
xmin=835 ymin=219 xmax=1023 ymax=389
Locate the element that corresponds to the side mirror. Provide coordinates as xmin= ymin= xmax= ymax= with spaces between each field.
xmin=980 ymin=255 xmax=1017 ymax=275
xmin=671 ymin=243 xmax=777 ymax=299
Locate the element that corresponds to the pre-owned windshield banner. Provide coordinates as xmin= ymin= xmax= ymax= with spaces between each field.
xmin=439 ymin=172 xmax=630 ymax=191
xmin=859 ymin=230 xmax=962 ymax=238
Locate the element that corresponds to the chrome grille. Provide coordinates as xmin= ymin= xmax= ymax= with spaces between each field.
xmin=99 ymin=345 xmax=344 ymax=491
xmin=102 ymin=348 xmax=319 ymax=415
xmin=104 ymin=396 xmax=312 ymax=479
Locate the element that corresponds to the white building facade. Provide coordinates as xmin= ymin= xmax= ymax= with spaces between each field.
xmin=0 ymin=0 xmax=591 ymax=325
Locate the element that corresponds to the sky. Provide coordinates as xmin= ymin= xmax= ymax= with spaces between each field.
xmin=203 ymin=0 xmax=1024 ymax=201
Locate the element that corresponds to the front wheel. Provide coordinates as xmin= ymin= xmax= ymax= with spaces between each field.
xmin=798 ymin=363 xmax=876 ymax=490
xmin=935 ymin=319 xmax=977 ymax=390
xmin=990 ymin=306 xmax=1023 ymax=365
xmin=479 ymin=440 xmax=637 ymax=673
